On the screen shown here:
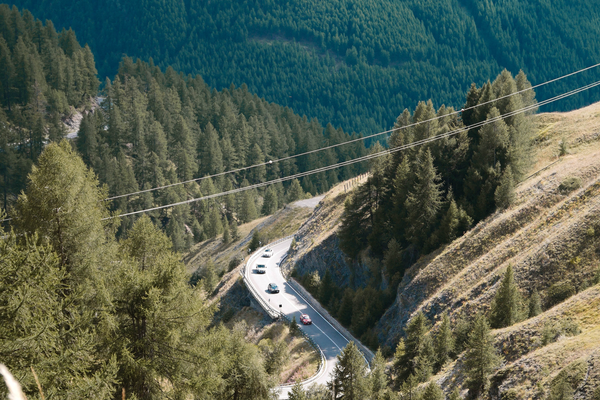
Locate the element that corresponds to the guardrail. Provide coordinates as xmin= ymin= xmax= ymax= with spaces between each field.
xmin=240 ymin=235 xmax=328 ymax=393
xmin=287 ymin=278 xmax=375 ymax=364
xmin=277 ymin=312 xmax=326 ymax=389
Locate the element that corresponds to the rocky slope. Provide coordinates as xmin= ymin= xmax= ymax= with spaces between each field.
xmin=285 ymin=101 xmax=600 ymax=398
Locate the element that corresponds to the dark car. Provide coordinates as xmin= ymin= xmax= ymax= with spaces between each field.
xmin=255 ymin=264 xmax=267 ymax=274
xmin=300 ymin=314 xmax=312 ymax=325
xmin=268 ymin=283 xmax=279 ymax=293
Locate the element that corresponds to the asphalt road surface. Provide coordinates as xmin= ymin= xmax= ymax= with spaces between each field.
xmin=246 ymin=238 xmax=352 ymax=399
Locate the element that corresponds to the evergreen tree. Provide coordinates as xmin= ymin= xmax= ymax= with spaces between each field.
xmin=399 ymin=311 xmax=432 ymax=382
xmin=239 ymin=189 xmax=258 ymax=223
xmin=547 ymin=375 xmax=574 ymax=400
xmin=370 ymin=349 xmax=388 ymax=400
xmin=422 ymin=382 xmax=444 ymax=400
xmin=319 ymin=269 xmax=335 ymax=307
xmin=330 ymin=342 xmax=370 ymax=400
xmin=207 ymin=206 xmax=223 ymax=238
xmin=392 ymin=339 xmax=406 ymax=388
xmin=490 ymin=265 xmax=524 ymax=329
xmin=529 ymin=290 xmax=542 ymax=318
xmin=230 ymin=219 xmax=239 ymax=240
xmin=464 ymin=314 xmax=502 ymax=397
xmin=262 ymin=185 xmax=279 ymax=215
xmin=415 ymin=334 xmax=435 ymax=382
xmin=288 ymin=178 xmax=305 ymax=202
xmin=202 ymin=258 xmax=218 ymax=294
xmin=0 ymin=227 xmax=117 ymax=400
xmin=337 ymin=289 xmax=355 ymax=327
xmin=404 ymin=149 xmax=443 ymax=247
xmin=494 ymin=168 xmax=515 ymax=209
xmin=14 ymin=140 xmax=110 ymax=280
xmin=113 ymin=216 xmax=221 ymax=399
xmin=248 ymin=230 xmax=262 ymax=252
xmin=221 ymin=325 xmax=276 ymax=400
xmin=222 ymin=218 xmax=231 ymax=244
xmin=289 ymin=382 xmax=308 ymax=400
xmin=435 ymin=313 xmax=455 ymax=370
xmin=448 ymin=388 xmax=463 ymax=400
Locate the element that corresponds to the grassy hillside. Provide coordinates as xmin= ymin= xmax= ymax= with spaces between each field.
xmin=285 ymin=101 xmax=600 ymax=397
xmin=10 ymin=0 xmax=600 ymax=133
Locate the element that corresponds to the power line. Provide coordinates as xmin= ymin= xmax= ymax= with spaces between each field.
xmin=3 ymin=63 xmax=600 ymax=226
xmin=104 ymin=61 xmax=600 ymax=201
xmin=103 ymin=78 xmax=600 ymax=220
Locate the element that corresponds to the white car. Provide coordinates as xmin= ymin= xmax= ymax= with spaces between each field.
xmin=254 ymin=264 xmax=267 ymax=274
xmin=263 ymin=249 xmax=273 ymax=258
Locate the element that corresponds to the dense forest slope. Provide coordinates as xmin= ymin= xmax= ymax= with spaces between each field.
xmin=0 ymin=5 xmax=369 ymax=249
xmin=287 ymin=101 xmax=600 ymax=398
xmin=11 ymin=0 xmax=600 ymax=133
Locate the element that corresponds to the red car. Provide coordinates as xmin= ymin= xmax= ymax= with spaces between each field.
xmin=300 ymin=314 xmax=312 ymax=325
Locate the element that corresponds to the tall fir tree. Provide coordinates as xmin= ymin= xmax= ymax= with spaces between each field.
xmin=330 ymin=342 xmax=370 ymax=400
xmin=464 ymin=314 xmax=502 ymax=397
xmin=490 ymin=265 xmax=524 ymax=329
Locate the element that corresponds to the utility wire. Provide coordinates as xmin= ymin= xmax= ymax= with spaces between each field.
xmin=103 ymin=78 xmax=600 ymax=220
xmin=3 ymin=62 xmax=600 ymax=224
xmin=104 ymin=61 xmax=600 ymax=201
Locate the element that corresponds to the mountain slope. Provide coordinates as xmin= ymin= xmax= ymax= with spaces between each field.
xmin=12 ymin=0 xmax=600 ymax=133
xmin=285 ymin=100 xmax=600 ymax=397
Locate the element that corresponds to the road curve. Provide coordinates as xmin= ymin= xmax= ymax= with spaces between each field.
xmin=245 ymin=239 xmax=352 ymax=399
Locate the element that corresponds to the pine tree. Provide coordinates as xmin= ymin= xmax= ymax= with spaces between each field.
xmin=14 ymin=140 xmax=111 ymax=279
xmin=448 ymin=388 xmax=463 ymax=400
xmin=288 ymin=382 xmax=308 ymax=400
xmin=0 ymin=227 xmax=117 ymax=400
xmin=494 ymin=168 xmax=515 ymax=210
xmin=0 ymin=37 xmax=14 ymax=109
xmin=415 ymin=334 xmax=435 ymax=382
xmin=392 ymin=339 xmax=406 ymax=388
xmin=404 ymin=149 xmax=443 ymax=247
xmin=440 ymin=197 xmax=460 ymax=244
xmin=230 ymin=219 xmax=239 ymax=240
xmin=113 ymin=216 xmax=216 ymax=398
xmin=435 ymin=313 xmax=455 ymax=370
xmin=222 ymin=326 xmax=276 ymax=400
xmin=203 ymin=258 xmax=218 ymax=294
xmin=207 ymin=206 xmax=223 ymax=238
xmin=238 ymin=189 xmax=258 ymax=223
xmin=490 ymin=265 xmax=523 ymax=328
xmin=248 ymin=230 xmax=262 ymax=252
xmin=370 ymin=349 xmax=388 ymax=400
xmin=422 ymin=382 xmax=444 ymax=400
xmin=529 ymin=290 xmax=542 ymax=318
xmin=262 ymin=185 xmax=279 ymax=215
xmin=222 ymin=218 xmax=231 ymax=244
xmin=199 ymin=122 xmax=223 ymax=176
xmin=464 ymin=314 xmax=502 ymax=397
xmin=547 ymin=374 xmax=574 ymax=400
xmin=288 ymin=178 xmax=305 ymax=202
xmin=331 ymin=342 xmax=370 ymax=400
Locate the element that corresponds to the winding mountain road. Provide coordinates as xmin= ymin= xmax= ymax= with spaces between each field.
xmin=244 ymin=238 xmax=353 ymax=398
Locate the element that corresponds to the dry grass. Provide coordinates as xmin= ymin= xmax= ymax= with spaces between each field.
xmin=384 ymin=101 xmax=600 ymax=398
xmin=226 ymin=309 xmax=320 ymax=385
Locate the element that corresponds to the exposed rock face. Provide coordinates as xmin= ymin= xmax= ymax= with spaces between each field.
xmin=283 ymin=176 xmax=371 ymax=288
xmin=376 ymin=153 xmax=600 ymax=348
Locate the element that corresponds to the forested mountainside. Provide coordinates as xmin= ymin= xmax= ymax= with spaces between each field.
xmin=287 ymin=101 xmax=600 ymax=399
xmin=290 ymin=68 xmax=538 ymax=347
xmin=0 ymin=5 xmax=368 ymax=249
xmin=12 ymin=0 xmax=600 ymax=133
xmin=0 ymin=4 xmax=99 ymax=207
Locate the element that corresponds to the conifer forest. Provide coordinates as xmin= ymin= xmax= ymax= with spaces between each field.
xmin=3 ymin=2 xmax=600 ymax=400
